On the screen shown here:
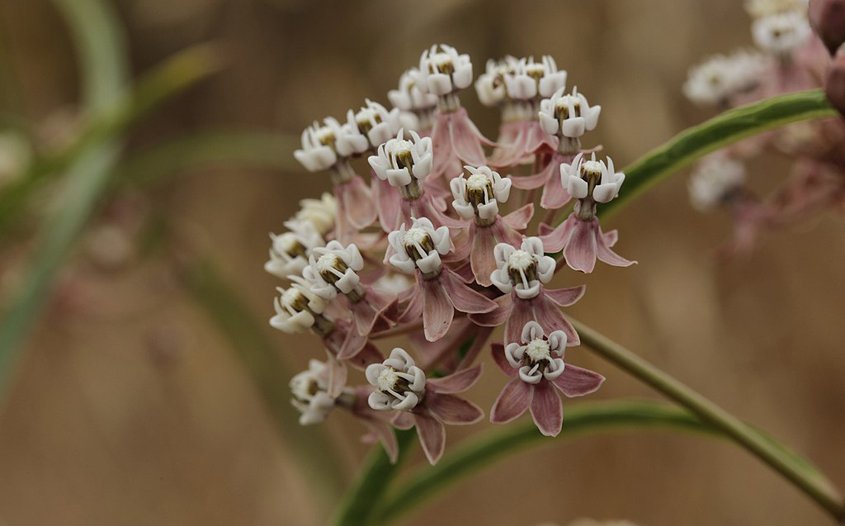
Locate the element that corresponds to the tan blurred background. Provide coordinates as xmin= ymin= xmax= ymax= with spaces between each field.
xmin=1 ymin=0 xmax=844 ymax=524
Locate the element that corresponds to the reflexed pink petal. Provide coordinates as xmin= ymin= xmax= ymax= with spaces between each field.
xmin=339 ymin=175 xmax=377 ymax=229
xmin=392 ymin=411 xmax=415 ymax=430
xmin=367 ymin=420 xmax=399 ymax=463
xmin=596 ymin=223 xmax=636 ymax=268
xmin=491 ymin=343 xmax=517 ymax=377
xmin=490 ymin=378 xmax=532 ymax=423
xmin=537 ymin=222 xmax=553 ymax=236
xmin=450 ymin=116 xmax=487 ymax=167
xmin=374 ymin=177 xmax=401 ymax=232
xmin=488 ymin=125 xmax=529 ymax=167
xmin=511 ymin=160 xmax=553 ymax=190
xmin=468 ymin=294 xmax=513 ymax=327
xmin=540 ymin=213 xmax=577 ymax=253
xmin=602 ymin=228 xmax=619 ymax=247
xmin=563 ymin=218 xmax=598 ymax=273
xmin=505 ymin=297 xmax=535 ymax=344
xmin=336 ymin=325 xmax=368 ymax=360
xmin=325 ymin=354 xmax=347 ymax=398
xmin=492 ymin=219 xmax=524 ymax=247
xmin=431 ymin=113 xmax=453 ymax=180
xmin=425 ymin=392 xmax=484 ymax=425
xmin=421 ymin=277 xmax=455 ymax=342
xmin=523 ymin=121 xmax=558 ymax=153
xmin=544 ymin=285 xmax=586 ymax=307
xmin=530 ymin=381 xmax=563 ymax=437
xmin=540 ymin=163 xmax=572 ymax=210
xmin=532 ymin=294 xmax=580 ymax=346
xmin=428 ymin=365 xmax=483 ymax=393
xmin=414 ymin=412 xmax=447 ymax=465
xmin=410 ymin=317 xmax=472 ymax=369
xmin=397 ymin=284 xmax=424 ymax=324
xmin=344 ymin=341 xmax=383 ymax=370
xmin=551 ymin=364 xmax=605 ymax=397
xmin=501 ymin=203 xmax=534 ymax=231
xmin=351 ymin=299 xmax=380 ymax=336
xmin=470 ymin=227 xmax=498 ymax=287
xmin=442 ymin=269 xmax=497 ymax=314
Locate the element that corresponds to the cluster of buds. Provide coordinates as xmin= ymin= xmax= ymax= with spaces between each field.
xmin=269 ymin=44 xmax=634 ymax=464
xmin=684 ymin=1 xmax=845 ymax=257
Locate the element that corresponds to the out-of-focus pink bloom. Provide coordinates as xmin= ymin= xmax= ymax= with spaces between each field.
xmin=810 ymin=0 xmax=845 ymax=55
xmin=450 ymin=165 xmax=533 ymax=285
xmin=541 ymin=153 xmax=636 ymax=273
xmin=388 ymin=217 xmax=497 ymax=341
xmin=490 ymin=321 xmax=604 ymax=436
xmin=366 ymin=348 xmax=483 ymax=464
xmin=471 ymin=237 xmax=584 ymax=344
xmin=303 ymin=241 xmax=397 ymax=336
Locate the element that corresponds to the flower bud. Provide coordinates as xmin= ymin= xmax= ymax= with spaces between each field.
xmin=810 ymin=0 xmax=845 ymax=55
xmin=826 ymin=48 xmax=845 ymax=116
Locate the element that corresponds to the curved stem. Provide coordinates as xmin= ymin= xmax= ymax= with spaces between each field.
xmin=373 ymin=401 xmax=710 ymax=523
xmin=572 ymin=318 xmax=845 ymax=522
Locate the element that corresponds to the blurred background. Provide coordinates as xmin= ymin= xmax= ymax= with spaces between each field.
xmin=0 ymin=0 xmax=844 ymax=524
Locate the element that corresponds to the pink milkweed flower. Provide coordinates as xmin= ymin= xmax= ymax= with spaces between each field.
xmin=293 ymin=117 xmax=376 ymax=240
xmin=368 ymin=129 xmax=459 ymax=233
xmin=264 ymin=220 xmax=324 ymax=280
xmin=388 ymin=68 xmax=438 ymax=134
xmin=366 ymin=348 xmax=484 ymax=464
xmin=540 ymin=153 xmax=636 ymax=273
xmin=270 ymin=278 xmax=382 ymax=396
xmin=388 ymin=217 xmax=497 ymax=342
xmin=490 ymin=321 xmax=604 ymax=437
xmin=417 ymin=44 xmax=495 ymax=181
xmin=290 ymin=359 xmax=400 ymax=462
xmin=303 ymin=240 xmax=397 ymax=336
xmin=504 ymin=56 xmax=568 ymax=102
xmin=511 ymin=87 xmax=602 ymax=209
xmin=470 ymin=237 xmax=584 ymax=345
xmin=342 ymin=99 xmax=402 ymax=154
xmin=449 ymin=165 xmax=534 ymax=285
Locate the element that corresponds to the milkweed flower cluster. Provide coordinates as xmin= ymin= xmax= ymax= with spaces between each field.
xmin=684 ymin=0 xmax=845 ymax=257
xmin=267 ymin=44 xmax=639 ymax=464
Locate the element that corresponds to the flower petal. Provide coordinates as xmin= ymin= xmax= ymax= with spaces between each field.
xmin=505 ymin=297 xmax=535 ymax=344
xmin=450 ymin=109 xmax=490 ymax=166
xmin=551 ymin=364 xmax=605 ymax=397
xmin=596 ymin=224 xmax=636 ymax=268
xmin=540 ymin=163 xmax=572 ymax=210
xmin=366 ymin=419 xmax=399 ymax=463
xmin=339 ymin=175 xmax=377 ymax=229
xmin=421 ymin=277 xmax=455 ymax=342
xmin=491 ymin=343 xmax=517 ymax=377
xmin=392 ymin=411 xmax=415 ymax=430
xmin=468 ymin=294 xmax=513 ymax=328
xmin=442 ymin=268 xmax=497 ymax=314
xmin=374 ymin=177 xmax=402 ymax=233
xmin=563 ymin=218 xmax=598 ymax=273
xmin=543 ymin=285 xmax=586 ymax=308
xmin=428 ymin=364 xmax=483 ymax=393
xmin=414 ymin=412 xmax=447 ymax=465
xmin=532 ymin=294 xmax=580 ymax=346
xmin=529 ymin=381 xmax=563 ymax=437
xmin=490 ymin=378 xmax=532 ymax=423
xmin=539 ymin=213 xmax=577 ymax=253
xmin=425 ymin=392 xmax=484 ymax=425
xmin=470 ymin=227 xmax=498 ymax=287
xmin=510 ymin=159 xmax=553 ymax=190
xmin=501 ymin=203 xmax=534 ymax=231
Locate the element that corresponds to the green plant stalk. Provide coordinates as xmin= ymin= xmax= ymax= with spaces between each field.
xmin=605 ymin=89 xmax=835 ymax=219
xmin=572 ymin=318 xmax=845 ymax=521
xmin=181 ymin=258 xmax=348 ymax=505
xmin=0 ymin=35 xmax=223 ymax=394
xmin=332 ymin=429 xmax=416 ymax=526
xmin=373 ymin=401 xmax=711 ymax=523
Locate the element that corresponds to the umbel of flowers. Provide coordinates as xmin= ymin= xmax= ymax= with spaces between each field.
xmin=268 ymin=44 xmax=636 ymax=464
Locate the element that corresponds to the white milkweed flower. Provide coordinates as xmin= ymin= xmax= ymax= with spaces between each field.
xmin=366 ymin=348 xmax=426 ymax=411
xmin=505 ymin=321 xmax=568 ymax=384
xmin=294 ymin=117 xmax=356 ymax=172
xmin=683 ymin=50 xmax=768 ymax=106
xmin=368 ymin=129 xmax=433 ymax=189
xmin=342 ymin=99 xmax=401 ymax=154
xmin=450 ymin=165 xmax=512 ymax=224
xmin=752 ymin=10 xmax=812 ymax=55
xmin=418 ymin=44 xmax=473 ymax=96
xmin=293 ymin=193 xmax=336 ymax=236
xmin=270 ymin=276 xmax=327 ymax=333
xmin=538 ymin=87 xmax=601 ymax=139
xmin=303 ymin=241 xmax=364 ymax=300
xmin=475 ymin=57 xmax=517 ymax=107
xmin=504 ymin=56 xmax=568 ymax=101
xmin=562 ymin=153 xmax=625 ymax=204
xmin=388 ymin=68 xmax=438 ymax=113
xmin=264 ymin=220 xmax=325 ymax=279
xmin=290 ymin=360 xmax=336 ymax=425
xmin=388 ymin=217 xmax=452 ymax=276
xmin=745 ymin=0 xmax=808 ymax=18
xmin=688 ymin=154 xmax=747 ymax=211
xmin=490 ymin=237 xmax=556 ymax=299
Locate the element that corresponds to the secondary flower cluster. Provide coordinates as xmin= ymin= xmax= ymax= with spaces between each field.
xmin=684 ymin=0 xmax=845 ymax=257
xmin=268 ymin=45 xmax=637 ymax=464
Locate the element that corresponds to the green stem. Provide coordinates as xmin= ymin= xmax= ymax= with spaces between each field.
xmin=373 ymin=401 xmax=709 ymax=524
xmin=572 ymin=318 xmax=845 ymax=521
xmin=332 ymin=429 xmax=416 ymax=526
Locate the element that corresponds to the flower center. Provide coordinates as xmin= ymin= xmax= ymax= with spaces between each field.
xmin=315 ymin=127 xmax=336 ymax=148
xmin=281 ymin=288 xmax=309 ymax=314
xmin=376 ymin=367 xmax=400 ymax=391
xmin=390 ymin=146 xmax=414 ymax=170
xmin=525 ymin=339 xmax=552 ymax=362
xmin=403 ymin=227 xmax=435 ymax=261
xmin=555 ymin=97 xmax=581 ymax=120
xmin=316 ymin=253 xmax=349 ymax=285
xmin=507 ymin=250 xmax=539 ymax=288
xmin=430 ymin=53 xmax=454 ymax=75
xmin=465 ymin=172 xmax=493 ymax=207
xmin=275 ymin=233 xmax=306 ymax=260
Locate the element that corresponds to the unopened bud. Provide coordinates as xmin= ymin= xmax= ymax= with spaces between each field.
xmin=810 ymin=0 xmax=845 ymax=55
xmin=825 ymin=49 xmax=845 ymax=116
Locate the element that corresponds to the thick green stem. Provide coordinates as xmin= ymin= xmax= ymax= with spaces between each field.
xmin=572 ymin=318 xmax=845 ymax=522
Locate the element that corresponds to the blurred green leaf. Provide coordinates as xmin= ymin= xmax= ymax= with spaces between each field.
xmin=605 ymin=89 xmax=836 ymax=219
